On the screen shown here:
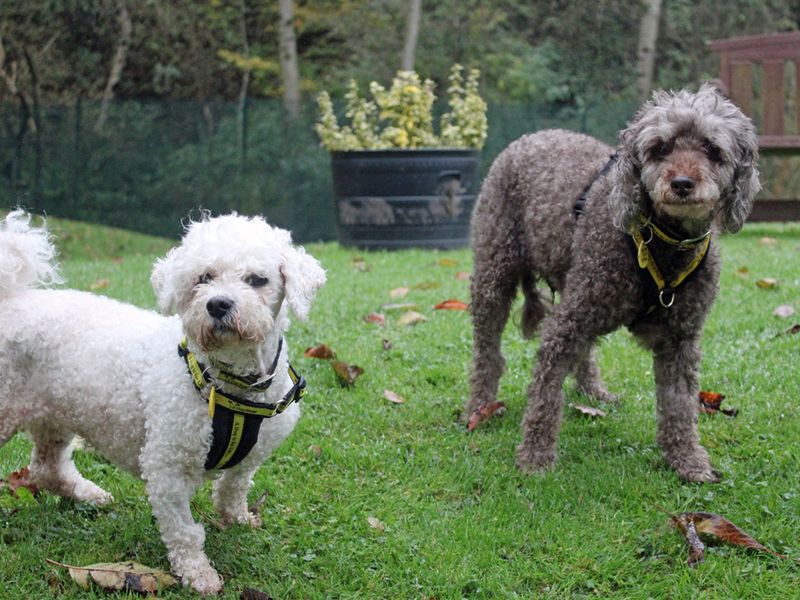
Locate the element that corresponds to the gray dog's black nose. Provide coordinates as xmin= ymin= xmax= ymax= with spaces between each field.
xmin=670 ymin=175 xmax=695 ymax=197
xmin=207 ymin=296 xmax=234 ymax=319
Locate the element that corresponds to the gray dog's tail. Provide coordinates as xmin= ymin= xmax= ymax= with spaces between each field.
xmin=519 ymin=273 xmax=549 ymax=339
xmin=0 ymin=210 xmax=62 ymax=300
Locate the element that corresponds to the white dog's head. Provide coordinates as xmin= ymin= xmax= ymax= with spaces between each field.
xmin=151 ymin=213 xmax=325 ymax=352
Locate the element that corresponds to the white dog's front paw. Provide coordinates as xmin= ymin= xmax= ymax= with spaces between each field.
xmin=219 ymin=509 xmax=262 ymax=529
xmin=188 ymin=569 xmax=223 ymax=596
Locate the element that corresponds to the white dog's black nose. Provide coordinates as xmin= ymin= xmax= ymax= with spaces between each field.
xmin=207 ymin=296 xmax=234 ymax=319
xmin=670 ymin=175 xmax=695 ymax=197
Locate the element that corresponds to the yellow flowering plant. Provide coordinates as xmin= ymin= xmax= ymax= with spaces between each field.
xmin=316 ymin=65 xmax=487 ymax=151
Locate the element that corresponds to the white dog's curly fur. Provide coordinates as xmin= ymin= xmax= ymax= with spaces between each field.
xmin=0 ymin=210 xmax=325 ymax=595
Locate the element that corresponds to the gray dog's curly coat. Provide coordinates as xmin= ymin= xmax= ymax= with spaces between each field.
xmin=467 ymin=85 xmax=760 ymax=482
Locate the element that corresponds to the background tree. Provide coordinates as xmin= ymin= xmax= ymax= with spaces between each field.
xmin=636 ymin=0 xmax=662 ymax=101
xmin=278 ymin=0 xmax=300 ymax=120
xmin=401 ymin=0 xmax=422 ymax=71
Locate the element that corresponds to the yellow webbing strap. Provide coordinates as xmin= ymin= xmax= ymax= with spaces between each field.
xmin=209 ymin=413 xmax=245 ymax=470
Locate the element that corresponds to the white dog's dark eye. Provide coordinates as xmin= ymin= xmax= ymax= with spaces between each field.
xmin=245 ymin=274 xmax=269 ymax=288
xmin=197 ymin=272 xmax=213 ymax=285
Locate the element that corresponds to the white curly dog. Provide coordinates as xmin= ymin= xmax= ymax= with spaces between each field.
xmin=0 ymin=210 xmax=325 ymax=595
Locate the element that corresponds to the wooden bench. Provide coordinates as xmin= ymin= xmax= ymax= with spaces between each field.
xmin=708 ymin=31 xmax=800 ymax=221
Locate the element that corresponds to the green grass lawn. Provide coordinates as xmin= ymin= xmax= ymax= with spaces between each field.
xmin=1 ymin=217 xmax=799 ymax=599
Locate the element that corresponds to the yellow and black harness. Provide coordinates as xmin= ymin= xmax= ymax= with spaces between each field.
xmin=574 ymin=155 xmax=711 ymax=317
xmin=178 ymin=338 xmax=306 ymax=470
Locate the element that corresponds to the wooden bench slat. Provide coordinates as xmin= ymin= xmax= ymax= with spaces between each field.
xmin=761 ymin=61 xmax=786 ymax=136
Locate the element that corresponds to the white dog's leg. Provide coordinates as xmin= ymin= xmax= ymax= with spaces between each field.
xmin=144 ymin=470 xmax=223 ymax=596
xmin=28 ymin=427 xmax=114 ymax=505
xmin=212 ymin=468 xmax=262 ymax=528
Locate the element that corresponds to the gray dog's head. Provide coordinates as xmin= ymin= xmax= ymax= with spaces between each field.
xmin=609 ymin=84 xmax=760 ymax=234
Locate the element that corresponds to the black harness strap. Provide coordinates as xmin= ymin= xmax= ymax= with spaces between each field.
xmin=178 ymin=340 xmax=306 ymax=470
xmin=573 ymin=154 xmax=618 ymax=218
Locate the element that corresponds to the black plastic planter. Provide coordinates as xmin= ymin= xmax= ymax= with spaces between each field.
xmin=330 ymin=149 xmax=480 ymax=250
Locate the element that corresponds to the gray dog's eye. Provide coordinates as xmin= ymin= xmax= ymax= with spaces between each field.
xmin=245 ymin=274 xmax=269 ymax=288
xmin=702 ymin=141 xmax=722 ymax=162
xmin=197 ymin=272 xmax=213 ymax=285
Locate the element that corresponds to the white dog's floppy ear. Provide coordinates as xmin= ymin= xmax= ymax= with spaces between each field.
xmin=280 ymin=246 xmax=326 ymax=321
xmin=150 ymin=249 xmax=180 ymax=315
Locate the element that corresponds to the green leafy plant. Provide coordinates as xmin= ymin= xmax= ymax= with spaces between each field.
xmin=315 ymin=65 xmax=488 ymax=151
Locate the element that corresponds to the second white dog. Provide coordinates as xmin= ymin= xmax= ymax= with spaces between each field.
xmin=0 ymin=210 xmax=326 ymax=595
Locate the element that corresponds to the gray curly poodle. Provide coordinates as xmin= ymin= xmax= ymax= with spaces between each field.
xmin=466 ymin=85 xmax=760 ymax=482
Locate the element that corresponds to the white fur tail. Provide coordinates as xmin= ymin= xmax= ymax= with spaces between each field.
xmin=0 ymin=210 xmax=62 ymax=299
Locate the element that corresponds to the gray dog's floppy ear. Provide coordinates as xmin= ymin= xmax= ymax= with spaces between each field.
xmin=280 ymin=246 xmax=326 ymax=321
xmin=150 ymin=249 xmax=179 ymax=315
xmin=608 ymin=119 xmax=645 ymax=232
xmin=719 ymin=126 xmax=760 ymax=233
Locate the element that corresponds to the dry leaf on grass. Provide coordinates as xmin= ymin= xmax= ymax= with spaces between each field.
xmin=434 ymin=299 xmax=468 ymax=311
xmin=367 ymin=516 xmax=386 ymax=532
xmin=413 ymin=281 xmax=440 ymax=290
xmin=735 ymin=266 xmax=749 ymax=279
xmin=759 ymin=236 xmax=778 ymax=246
xmin=398 ymin=311 xmax=427 ymax=326
xmin=389 ymin=287 xmax=409 ymax=299
xmin=438 ymin=258 xmax=458 ymax=267
xmin=784 ymin=324 xmax=800 ymax=336
xmin=665 ymin=511 xmax=786 ymax=566
xmin=363 ymin=312 xmax=386 ymax=326
xmin=466 ymin=401 xmax=507 ymax=432
xmin=569 ymin=403 xmax=607 ymax=418
xmin=455 ymin=271 xmax=471 ymax=281
xmin=756 ymin=277 xmax=779 ymax=289
xmin=382 ymin=339 xmax=393 ymax=351
xmin=698 ymin=391 xmax=738 ymax=417
xmin=773 ymin=305 xmax=795 ymax=319
xmin=3 ymin=466 xmax=39 ymax=497
xmin=89 ymin=278 xmax=109 ymax=291
xmin=47 ymin=559 xmax=177 ymax=593
xmin=351 ymin=256 xmax=370 ymax=272
xmin=383 ymin=389 xmax=406 ymax=404
xmin=332 ymin=360 xmax=363 ymax=386
xmin=304 ymin=344 xmax=337 ymax=360
xmin=241 ymin=588 xmax=274 ymax=600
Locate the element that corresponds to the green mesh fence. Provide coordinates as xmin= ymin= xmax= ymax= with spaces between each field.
xmin=0 ymin=98 xmax=637 ymax=241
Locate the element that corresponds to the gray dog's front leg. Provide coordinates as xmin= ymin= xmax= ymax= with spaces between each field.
xmin=653 ymin=339 xmax=719 ymax=482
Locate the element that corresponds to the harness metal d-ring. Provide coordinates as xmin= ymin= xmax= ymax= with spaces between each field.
xmin=659 ymin=288 xmax=675 ymax=308
xmin=640 ymin=224 xmax=654 ymax=245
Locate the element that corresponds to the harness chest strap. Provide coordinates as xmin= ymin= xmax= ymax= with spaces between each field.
xmin=629 ymin=217 xmax=710 ymax=309
xmin=178 ymin=339 xmax=306 ymax=470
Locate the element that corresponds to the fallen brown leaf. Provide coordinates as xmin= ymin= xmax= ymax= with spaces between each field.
xmin=89 ymin=278 xmax=109 ymax=291
xmin=413 ymin=281 xmax=440 ymax=290
xmin=367 ymin=516 xmax=386 ymax=531
xmin=434 ymin=299 xmax=469 ymax=311
xmin=759 ymin=236 xmax=778 ymax=246
xmin=569 ymin=403 xmax=607 ymax=418
xmin=756 ymin=277 xmax=779 ymax=289
xmin=786 ymin=324 xmax=800 ymax=336
xmin=5 ymin=467 xmax=39 ymax=497
xmin=363 ymin=312 xmax=386 ymax=326
xmin=241 ymin=588 xmax=274 ymax=600
xmin=382 ymin=339 xmax=393 ymax=350
xmin=455 ymin=271 xmax=471 ymax=281
xmin=389 ymin=287 xmax=410 ymax=299
xmin=466 ymin=401 xmax=507 ymax=432
xmin=249 ymin=490 xmax=269 ymax=517
xmin=383 ymin=389 xmax=406 ymax=404
xmin=304 ymin=344 xmax=337 ymax=360
xmin=331 ymin=360 xmax=363 ymax=386
xmin=398 ymin=311 xmax=427 ymax=326
xmin=47 ymin=559 xmax=177 ymax=593
xmin=351 ymin=256 xmax=370 ymax=271
xmin=438 ymin=258 xmax=458 ymax=267
xmin=735 ymin=266 xmax=749 ymax=279
xmin=773 ymin=304 xmax=795 ymax=319
xmin=698 ymin=391 xmax=738 ymax=417
xmin=669 ymin=511 xmax=786 ymax=566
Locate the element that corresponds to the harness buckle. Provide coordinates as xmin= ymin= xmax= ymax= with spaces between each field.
xmin=659 ymin=288 xmax=675 ymax=308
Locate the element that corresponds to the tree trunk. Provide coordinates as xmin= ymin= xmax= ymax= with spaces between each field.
xmin=278 ymin=0 xmax=300 ymax=121
xmin=95 ymin=0 xmax=132 ymax=133
xmin=636 ymin=0 xmax=662 ymax=101
xmin=401 ymin=0 xmax=422 ymax=71
xmin=237 ymin=0 xmax=250 ymax=175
